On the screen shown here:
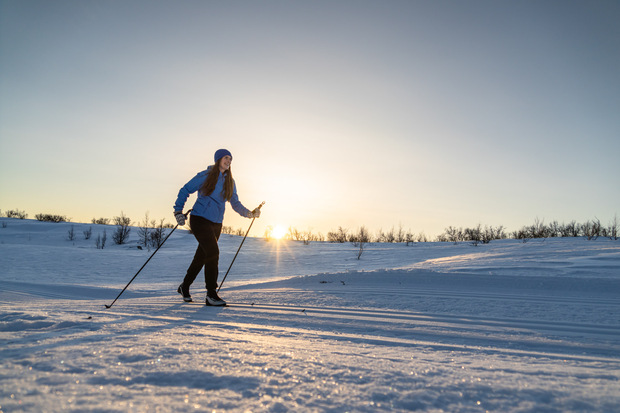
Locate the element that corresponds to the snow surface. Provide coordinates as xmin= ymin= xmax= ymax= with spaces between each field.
xmin=1 ymin=218 xmax=619 ymax=412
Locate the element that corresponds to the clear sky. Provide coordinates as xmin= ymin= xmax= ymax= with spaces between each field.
xmin=1 ymin=0 xmax=619 ymax=238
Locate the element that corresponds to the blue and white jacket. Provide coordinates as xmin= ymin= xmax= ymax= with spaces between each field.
xmin=174 ymin=167 xmax=251 ymax=223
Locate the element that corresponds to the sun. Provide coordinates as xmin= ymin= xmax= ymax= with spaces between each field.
xmin=272 ymin=225 xmax=287 ymax=240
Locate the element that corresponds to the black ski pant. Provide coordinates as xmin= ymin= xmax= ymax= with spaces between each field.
xmin=182 ymin=215 xmax=222 ymax=292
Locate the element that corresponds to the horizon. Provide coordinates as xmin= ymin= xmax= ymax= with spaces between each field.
xmin=2 ymin=208 xmax=617 ymax=242
xmin=1 ymin=1 xmax=619 ymax=238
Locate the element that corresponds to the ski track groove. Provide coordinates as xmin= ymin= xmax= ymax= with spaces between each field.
xmin=3 ymin=282 xmax=619 ymax=364
xmin=90 ymin=303 xmax=620 ymax=364
xmin=241 ymin=286 xmax=620 ymax=307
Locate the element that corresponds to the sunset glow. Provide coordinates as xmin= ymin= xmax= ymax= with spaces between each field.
xmin=1 ymin=1 xmax=618 ymax=237
xmin=271 ymin=225 xmax=287 ymax=240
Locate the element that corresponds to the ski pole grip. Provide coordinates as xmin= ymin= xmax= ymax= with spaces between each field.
xmin=253 ymin=202 xmax=265 ymax=213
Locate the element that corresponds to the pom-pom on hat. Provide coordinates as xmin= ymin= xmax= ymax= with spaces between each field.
xmin=214 ymin=149 xmax=232 ymax=162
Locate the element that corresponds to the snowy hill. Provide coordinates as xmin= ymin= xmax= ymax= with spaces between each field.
xmin=1 ymin=218 xmax=619 ymax=412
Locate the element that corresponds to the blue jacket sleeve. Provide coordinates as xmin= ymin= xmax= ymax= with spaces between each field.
xmin=230 ymin=181 xmax=252 ymax=218
xmin=173 ymin=172 xmax=205 ymax=213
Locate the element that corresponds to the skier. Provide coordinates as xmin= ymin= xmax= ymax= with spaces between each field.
xmin=173 ymin=149 xmax=260 ymax=306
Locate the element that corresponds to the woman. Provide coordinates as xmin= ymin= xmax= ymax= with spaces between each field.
xmin=173 ymin=149 xmax=260 ymax=306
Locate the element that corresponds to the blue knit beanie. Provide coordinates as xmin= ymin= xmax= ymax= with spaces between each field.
xmin=214 ymin=149 xmax=232 ymax=163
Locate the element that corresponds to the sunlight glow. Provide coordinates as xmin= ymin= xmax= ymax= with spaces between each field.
xmin=272 ymin=225 xmax=287 ymax=240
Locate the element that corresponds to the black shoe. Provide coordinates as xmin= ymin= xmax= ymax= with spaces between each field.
xmin=206 ymin=290 xmax=226 ymax=306
xmin=177 ymin=284 xmax=192 ymax=302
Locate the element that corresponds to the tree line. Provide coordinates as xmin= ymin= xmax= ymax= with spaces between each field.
xmin=3 ymin=209 xmax=618 ymax=244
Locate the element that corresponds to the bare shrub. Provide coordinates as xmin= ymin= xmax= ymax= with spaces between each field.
xmin=560 ymin=221 xmax=579 ymax=237
xmin=67 ymin=225 xmax=76 ymax=241
xmin=530 ymin=218 xmax=549 ymax=239
xmin=512 ymin=218 xmax=548 ymax=242
xmin=327 ymin=227 xmax=349 ymax=243
xmin=482 ymin=225 xmax=505 ymax=244
xmin=112 ymin=212 xmax=132 ymax=245
xmin=5 ymin=209 xmax=28 ymax=219
xmin=351 ymin=226 xmax=371 ymax=260
xmin=608 ymin=214 xmax=619 ymax=241
xmin=463 ymin=224 xmax=482 ymax=246
xmin=405 ymin=231 xmax=416 ymax=246
xmin=263 ymin=226 xmax=274 ymax=241
xmin=377 ymin=227 xmax=396 ymax=243
xmin=286 ymin=227 xmax=302 ymax=241
xmin=83 ymin=227 xmax=93 ymax=240
xmin=92 ymin=217 xmax=110 ymax=225
xmin=416 ymin=232 xmax=429 ymax=243
xmin=96 ymin=230 xmax=107 ymax=249
xmin=137 ymin=212 xmax=152 ymax=249
xmin=36 ymin=214 xmax=68 ymax=223
xmin=222 ymin=226 xmax=245 ymax=235
xmin=582 ymin=218 xmax=602 ymax=241
xmin=303 ymin=230 xmax=324 ymax=244
xmin=395 ymin=224 xmax=407 ymax=243
xmin=442 ymin=226 xmax=463 ymax=244
xmin=149 ymin=219 xmax=167 ymax=248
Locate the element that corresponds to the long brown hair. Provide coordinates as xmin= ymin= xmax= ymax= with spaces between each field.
xmin=200 ymin=160 xmax=234 ymax=201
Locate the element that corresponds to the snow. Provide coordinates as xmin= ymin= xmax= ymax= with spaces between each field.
xmin=1 ymin=218 xmax=619 ymax=412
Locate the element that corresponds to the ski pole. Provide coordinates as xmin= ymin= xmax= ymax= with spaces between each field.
xmin=217 ymin=202 xmax=265 ymax=293
xmin=105 ymin=210 xmax=191 ymax=309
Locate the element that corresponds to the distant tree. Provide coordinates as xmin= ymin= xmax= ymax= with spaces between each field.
xmin=395 ymin=224 xmax=407 ymax=243
xmin=137 ymin=212 xmax=151 ymax=248
xmin=351 ymin=226 xmax=371 ymax=260
xmin=512 ymin=218 xmax=548 ymax=242
xmin=405 ymin=230 xmax=415 ymax=246
xmin=299 ymin=229 xmax=320 ymax=244
xmin=548 ymin=221 xmax=561 ymax=238
xmin=554 ymin=221 xmax=578 ymax=237
xmin=379 ymin=227 xmax=396 ymax=243
xmin=149 ymin=218 xmax=167 ymax=248
xmin=287 ymin=226 xmax=302 ymax=241
xmin=92 ymin=217 xmax=110 ymax=225
xmin=96 ymin=230 xmax=107 ymax=249
xmin=464 ymin=224 xmax=483 ymax=246
xmin=443 ymin=226 xmax=463 ymax=244
xmin=608 ymin=214 xmax=619 ymax=241
xmin=36 ymin=214 xmax=68 ymax=223
xmin=112 ymin=212 xmax=131 ymax=245
xmin=582 ymin=218 xmax=602 ymax=241
xmin=327 ymin=226 xmax=349 ymax=243
xmin=5 ymin=209 xmax=28 ymax=219
xmin=481 ymin=225 xmax=505 ymax=244
xmin=221 ymin=226 xmax=245 ymax=236
xmin=531 ymin=218 xmax=549 ymax=239
xmin=67 ymin=225 xmax=76 ymax=241
xmin=264 ymin=226 xmax=274 ymax=241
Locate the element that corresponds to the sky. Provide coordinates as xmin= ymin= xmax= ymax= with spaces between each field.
xmin=1 ymin=0 xmax=619 ymax=239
